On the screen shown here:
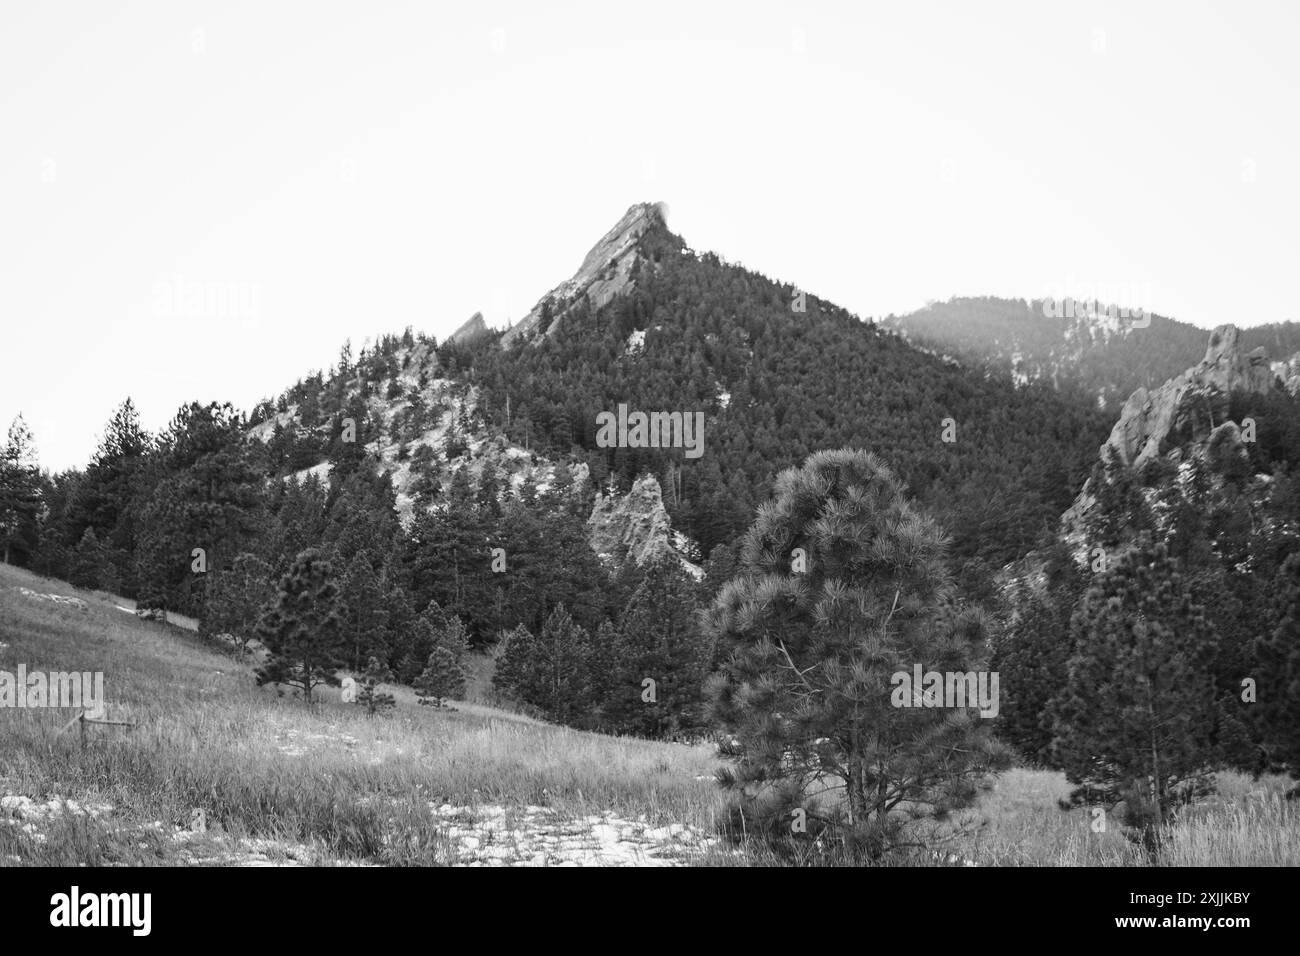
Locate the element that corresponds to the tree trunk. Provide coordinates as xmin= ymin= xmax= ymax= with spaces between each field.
xmin=1148 ymin=686 xmax=1163 ymax=828
xmin=846 ymin=728 xmax=868 ymax=826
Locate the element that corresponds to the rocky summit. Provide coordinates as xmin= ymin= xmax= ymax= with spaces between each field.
xmin=447 ymin=312 xmax=490 ymax=346
xmin=499 ymin=202 xmax=668 ymax=347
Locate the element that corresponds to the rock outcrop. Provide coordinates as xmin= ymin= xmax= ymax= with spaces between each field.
xmin=500 ymin=202 xmax=668 ymax=347
xmin=1099 ymin=324 xmax=1275 ymax=470
xmin=448 ymin=312 xmax=490 ymax=345
xmin=588 ymin=474 xmax=676 ymax=567
xmin=1275 ymin=351 xmax=1300 ymax=396
xmin=1062 ymin=324 xmax=1283 ymax=539
xmin=587 ymin=473 xmax=702 ymax=578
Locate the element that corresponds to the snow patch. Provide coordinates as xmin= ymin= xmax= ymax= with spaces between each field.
xmin=430 ymin=804 xmax=716 ymax=867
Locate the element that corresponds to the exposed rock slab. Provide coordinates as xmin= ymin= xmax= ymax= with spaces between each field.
xmin=1062 ymin=323 xmax=1284 ymax=540
xmin=448 ymin=312 xmax=490 ymax=345
xmin=588 ymin=474 xmax=677 ymax=567
xmin=1102 ymin=324 xmax=1275 ymax=470
xmin=587 ymin=474 xmax=702 ymax=578
xmin=500 ymin=202 xmax=667 ymax=347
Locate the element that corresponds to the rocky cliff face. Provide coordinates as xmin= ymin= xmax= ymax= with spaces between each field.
xmin=500 ymin=202 xmax=668 ymax=347
xmin=1062 ymin=323 xmax=1283 ymax=539
xmin=1097 ymin=324 xmax=1275 ymax=469
xmin=587 ymin=473 xmax=702 ymax=578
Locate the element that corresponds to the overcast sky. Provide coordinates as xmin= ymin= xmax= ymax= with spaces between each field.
xmin=3 ymin=0 xmax=1298 ymax=470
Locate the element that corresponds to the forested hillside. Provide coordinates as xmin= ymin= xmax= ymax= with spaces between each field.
xmin=887 ymin=296 xmax=1300 ymax=411
xmin=460 ymin=222 xmax=1113 ymax=578
xmin=5 ymin=204 xmax=1298 ymax=791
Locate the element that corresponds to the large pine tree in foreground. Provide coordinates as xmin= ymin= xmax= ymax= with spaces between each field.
xmin=704 ymin=449 xmax=1009 ymax=859
xmin=1050 ymin=536 xmax=1220 ymax=849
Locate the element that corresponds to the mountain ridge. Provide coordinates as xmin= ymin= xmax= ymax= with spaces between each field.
xmin=241 ymin=203 xmax=1112 ymax=585
xmin=886 ymin=296 xmax=1300 ymax=411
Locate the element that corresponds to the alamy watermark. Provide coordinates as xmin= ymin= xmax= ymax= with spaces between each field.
xmin=1041 ymin=278 xmax=1152 ymax=328
xmin=50 ymin=886 xmax=151 ymax=936
xmin=890 ymin=664 xmax=999 ymax=718
xmin=0 ymin=665 xmax=106 ymax=719
xmin=152 ymin=273 xmax=260 ymax=323
xmin=595 ymin=403 xmax=705 ymax=459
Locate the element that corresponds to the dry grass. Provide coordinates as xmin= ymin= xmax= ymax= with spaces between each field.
xmin=0 ymin=563 xmax=724 ymax=865
xmin=2 ymin=561 xmax=1294 ymax=866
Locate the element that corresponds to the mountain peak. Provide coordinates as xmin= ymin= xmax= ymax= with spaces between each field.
xmin=500 ymin=202 xmax=670 ymax=347
xmin=447 ymin=311 xmax=489 ymax=345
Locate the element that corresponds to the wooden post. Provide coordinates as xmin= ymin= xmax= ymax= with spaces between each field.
xmin=55 ymin=710 xmax=135 ymax=749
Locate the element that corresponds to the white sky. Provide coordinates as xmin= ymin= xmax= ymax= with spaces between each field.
xmin=3 ymin=0 xmax=1298 ymax=470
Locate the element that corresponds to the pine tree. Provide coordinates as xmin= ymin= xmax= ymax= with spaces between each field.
xmin=202 ymin=552 xmax=275 ymax=654
xmin=432 ymin=613 xmax=471 ymax=661
xmin=490 ymin=623 xmax=535 ymax=702
xmin=1256 ymin=552 xmax=1300 ymax=787
xmin=393 ymin=602 xmax=447 ymax=684
xmin=338 ymin=552 xmax=390 ymax=671
xmin=255 ymin=549 xmax=346 ymax=704
xmin=490 ymin=494 xmax=608 ymax=637
xmin=1049 ymin=535 xmax=1220 ymax=849
xmin=29 ymin=469 xmax=79 ymax=581
xmin=66 ymin=398 xmax=150 ymax=589
xmin=443 ymin=406 xmax=469 ymax=459
xmin=492 ymin=606 xmax=593 ymax=724
xmin=415 ymin=646 xmax=465 ymax=707
xmin=68 ymin=527 xmax=105 ymax=590
xmin=355 ymin=655 xmax=396 ymax=716
xmin=704 ymin=449 xmax=1009 ymax=858
xmin=0 ymin=415 xmax=41 ymax=565
xmin=1084 ymin=445 xmax=1155 ymax=552
xmin=992 ymin=547 xmax=1085 ymax=765
xmin=604 ymin=555 xmax=709 ymax=738
xmin=132 ymin=402 xmax=264 ymax=615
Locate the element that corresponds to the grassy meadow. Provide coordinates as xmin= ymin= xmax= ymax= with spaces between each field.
xmin=1 ymin=561 xmax=1295 ymax=867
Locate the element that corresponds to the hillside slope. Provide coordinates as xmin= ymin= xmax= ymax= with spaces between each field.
xmin=0 ymin=562 xmax=726 ymax=866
